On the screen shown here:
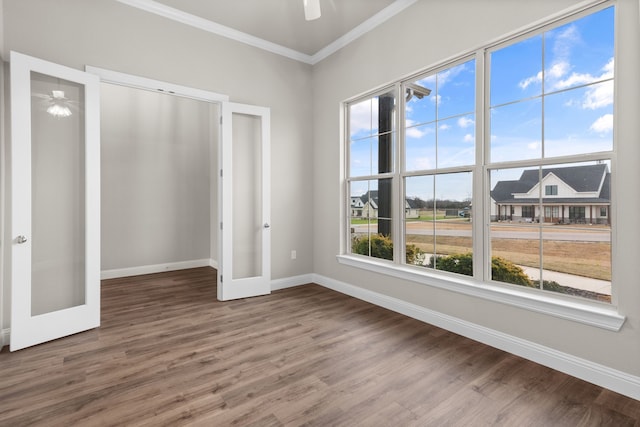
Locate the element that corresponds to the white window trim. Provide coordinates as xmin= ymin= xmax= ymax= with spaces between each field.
xmin=337 ymin=254 xmax=624 ymax=331
xmin=341 ymin=1 xmax=624 ymax=331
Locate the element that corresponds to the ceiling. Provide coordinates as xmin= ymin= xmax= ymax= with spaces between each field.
xmin=116 ymin=0 xmax=415 ymax=64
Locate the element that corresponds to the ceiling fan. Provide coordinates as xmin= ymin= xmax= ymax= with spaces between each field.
xmin=304 ymin=0 xmax=321 ymax=21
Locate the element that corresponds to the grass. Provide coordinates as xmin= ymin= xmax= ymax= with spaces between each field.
xmin=404 ymin=222 xmax=611 ymax=281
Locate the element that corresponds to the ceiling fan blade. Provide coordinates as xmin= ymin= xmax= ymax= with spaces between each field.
xmin=304 ymin=0 xmax=321 ymax=21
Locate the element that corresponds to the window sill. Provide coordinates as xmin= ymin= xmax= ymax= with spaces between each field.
xmin=336 ymin=255 xmax=625 ymax=331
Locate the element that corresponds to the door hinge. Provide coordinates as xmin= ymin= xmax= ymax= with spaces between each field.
xmin=220 ymin=275 xmax=223 ymax=283
xmin=220 ymin=169 xmax=223 ymax=178
xmin=220 ymin=116 xmax=223 ymax=125
xmin=220 ymin=222 xmax=223 ymax=230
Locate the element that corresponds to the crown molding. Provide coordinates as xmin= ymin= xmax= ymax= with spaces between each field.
xmin=115 ymin=0 xmax=313 ymax=63
xmin=114 ymin=0 xmax=418 ymax=65
xmin=310 ymin=0 xmax=418 ymax=64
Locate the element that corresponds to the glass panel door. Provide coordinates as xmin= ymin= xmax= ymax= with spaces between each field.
xmin=219 ymin=102 xmax=270 ymax=300
xmin=10 ymin=51 xmax=100 ymax=351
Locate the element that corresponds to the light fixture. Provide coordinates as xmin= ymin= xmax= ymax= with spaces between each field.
xmin=304 ymin=0 xmax=321 ymax=21
xmin=405 ymin=82 xmax=432 ymax=102
xmin=46 ymin=90 xmax=72 ymax=118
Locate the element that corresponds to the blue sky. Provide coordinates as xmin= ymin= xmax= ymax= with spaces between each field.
xmin=350 ymin=6 xmax=614 ymax=202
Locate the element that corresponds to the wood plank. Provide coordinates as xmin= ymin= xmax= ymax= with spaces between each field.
xmin=0 ymin=267 xmax=637 ymax=426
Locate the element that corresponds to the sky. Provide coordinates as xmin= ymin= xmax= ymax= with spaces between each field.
xmin=349 ymin=6 xmax=614 ymax=202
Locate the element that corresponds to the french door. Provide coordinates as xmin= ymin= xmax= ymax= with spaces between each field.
xmin=218 ymin=102 xmax=271 ymax=300
xmin=10 ymin=52 xmax=100 ymax=351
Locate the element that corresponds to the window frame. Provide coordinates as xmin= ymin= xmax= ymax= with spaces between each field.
xmin=345 ymin=84 xmax=401 ymax=262
xmin=339 ymin=1 xmax=623 ymax=331
xmin=400 ymin=55 xmax=478 ymax=276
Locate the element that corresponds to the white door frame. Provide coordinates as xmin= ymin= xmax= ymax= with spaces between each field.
xmin=84 ymin=68 xmax=272 ymax=301
xmin=85 ymin=66 xmax=229 ymax=278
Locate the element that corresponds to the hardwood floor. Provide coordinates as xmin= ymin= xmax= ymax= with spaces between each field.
xmin=1 ymin=267 xmax=639 ymax=426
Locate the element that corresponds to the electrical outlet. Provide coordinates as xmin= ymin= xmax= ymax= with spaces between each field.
xmin=291 ymin=250 xmax=297 ymax=260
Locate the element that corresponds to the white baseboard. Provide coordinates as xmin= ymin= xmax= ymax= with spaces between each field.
xmin=271 ymin=274 xmax=314 ymax=291
xmin=1 ymin=328 xmax=9 ymax=349
xmin=101 ymin=259 xmax=214 ymax=280
xmin=311 ymin=273 xmax=640 ymax=401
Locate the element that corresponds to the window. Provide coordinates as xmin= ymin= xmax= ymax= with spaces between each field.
xmin=404 ymin=59 xmax=476 ymax=274
xmin=344 ymin=5 xmax=614 ymax=302
xmin=521 ymin=206 xmax=535 ymax=219
xmin=488 ymin=7 xmax=613 ymax=300
xmin=348 ymin=89 xmax=396 ymax=261
xmin=569 ymin=206 xmax=586 ymax=221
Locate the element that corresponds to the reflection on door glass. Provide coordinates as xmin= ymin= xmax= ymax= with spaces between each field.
xmin=30 ymin=72 xmax=86 ymax=316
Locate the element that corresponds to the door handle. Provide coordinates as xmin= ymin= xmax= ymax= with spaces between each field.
xmin=263 ymin=223 xmax=270 ymax=229
xmin=15 ymin=235 xmax=27 ymax=244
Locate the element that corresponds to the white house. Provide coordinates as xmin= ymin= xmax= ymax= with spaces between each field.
xmin=490 ymin=164 xmax=610 ymax=224
xmin=351 ymin=191 xmax=420 ymax=219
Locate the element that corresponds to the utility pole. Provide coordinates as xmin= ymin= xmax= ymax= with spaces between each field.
xmin=377 ymin=94 xmax=394 ymax=237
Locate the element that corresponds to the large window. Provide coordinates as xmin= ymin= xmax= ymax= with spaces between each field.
xmin=404 ymin=60 xmax=476 ymax=275
xmin=345 ymin=5 xmax=614 ymax=302
xmin=488 ymin=6 xmax=613 ymax=301
xmin=348 ymin=89 xmax=396 ymax=261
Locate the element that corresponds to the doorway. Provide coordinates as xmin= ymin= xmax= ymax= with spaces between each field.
xmin=99 ymin=83 xmax=219 ymax=277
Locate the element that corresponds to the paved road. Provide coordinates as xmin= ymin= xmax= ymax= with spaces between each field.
xmin=352 ymin=224 xmax=610 ymax=242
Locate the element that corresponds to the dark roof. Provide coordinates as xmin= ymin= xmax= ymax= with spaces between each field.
xmin=360 ymin=190 xmax=378 ymax=204
xmin=491 ymin=180 xmax=532 ymax=204
xmin=491 ymin=164 xmax=610 ymax=203
xmin=406 ymin=198 xmax=420 ymax=209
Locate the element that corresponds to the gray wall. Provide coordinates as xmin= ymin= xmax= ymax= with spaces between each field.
xmin=100 ymin=83 xmax=215 ymax=271
xmin=312 ymin=0 xmax=640 ymax=377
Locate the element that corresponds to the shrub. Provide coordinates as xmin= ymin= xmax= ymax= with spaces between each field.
xmin=429 ymin=253 xmax=473 ymax=276
xmin=429 ymin=253 xmax=532 ymax=286
xmin=352 ymin=234 xmax=425 ymax=265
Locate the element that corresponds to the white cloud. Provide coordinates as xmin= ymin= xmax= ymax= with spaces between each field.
xmin=463 ymin=134 xmax=474 ymax=143
xmin=519 ymin=71 xmax=542 ymax=90
xmin=602 ymin=57 xmax=614 ymax=78
xmin=413 ymin=158 xmax=433 ymax=170
xmin=491 ymin=134 xmax=497 ymax=142
xmin=553 ymin=25 xmax=580 ymax=59
xmin=582 ymin=80 xmax=613 ymax=110
xmin=457 ymin=117 xmax=475 ymax=128
xmin=560 ymin=58 xmax=612 ymax=89
xmin=548 ymin=61 xmax=570 ymax=79
xmin=430 ymin=94 xmax=441 ymax=105
xmin=590 ymin=113 xmax=613 ymax=134
xmin=439 ymin=124 xmax=451 ymax=131
xmin=528 ymin=142 xmax=540 ymax=150
xmin=406 ymin=127 xmax=431 ymax=138
xmin=348 ymin=99 xmax=376 ymax=136
xmin=520 ymin=62 xmax=569 ymax=90
xmin=406 ymin=120 xmax=433 ymax=138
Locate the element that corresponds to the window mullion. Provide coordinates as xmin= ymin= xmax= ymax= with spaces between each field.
xmin=475 ymin=49 xmax=487 ymax=281
xmin=394 ymin=83 xmax=404 ymax=265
